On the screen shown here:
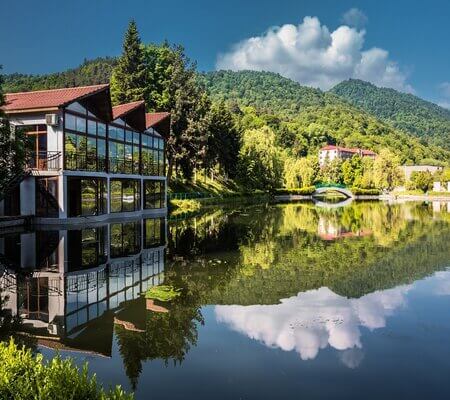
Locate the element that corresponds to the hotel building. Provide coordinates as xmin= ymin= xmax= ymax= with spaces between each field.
xmin=0 ymin=84 xmax=168 ymax=224
xmin=319 ymin=145 xmax=377 ymax=167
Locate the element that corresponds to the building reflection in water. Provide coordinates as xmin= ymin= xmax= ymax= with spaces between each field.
xmin=0 ymin=217 xmax=166 ymax=355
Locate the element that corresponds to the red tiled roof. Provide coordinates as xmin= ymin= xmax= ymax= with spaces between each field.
xmin=3 ymin=84 xmax=109 ymax=113
xmin=320 ymin=145 xmax=376 ymax=155
xmin=112 ymin=100 xmax=145 ymax=120
xmin=145 ymin=112 xmax=170 ymax=129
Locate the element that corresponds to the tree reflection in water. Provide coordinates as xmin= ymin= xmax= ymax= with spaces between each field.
xmin=0 ymin=201 xmax=449 ymax=390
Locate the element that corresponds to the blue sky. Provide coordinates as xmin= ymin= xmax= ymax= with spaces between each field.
xmin=2 ymin=0 xmax=450 ymax=106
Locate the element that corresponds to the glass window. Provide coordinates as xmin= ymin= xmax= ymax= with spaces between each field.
xmin=81 ymin=179 xmax=97 ymax=216
xmin=144 ymin=218 xmax=163 ymax=248
xmin=144 ymin=180 xmax=165 ymax=209
xmin=65 ymin=114 xmax=77 ymax=131
xmin=143 ymin=135 xmax=149 ymax=147
xmin=110 ymin=222 xmax=141 ymax=258
xmin=125 ymin=130 xmax=133 ymax=143
xmin=110 ymin=180 xmax=122 ymax=213
xmin=76 ymin=116 xmax=86 ymax=133
xmin=87 ymin=120 xmax=96 ymax=135
xmin=117 ymin=127 xmax=124 ymax=141
xmin=97 ymin=139 xmax=106 ymax=172
xmin=67 ymin=178 xmax=107 ymax=217
xmin=87 ymin=137 xmax=97 ymax=171
xmin=133 ymin=132 xmax=140 ymax=144
xmin=152 ymin=150 xmax=159 ymax=175
xmin=110 ymin=179 xmax=140 ymax=213
xmin=124 ymin=145 xmax=133 ymax=174
xmin=109 ymin=125 xmax=117 ymax=140
xmin=122 ymin=181 xmax=135 ymax=212
xmin=97 ymin=123 xmax=106 ymax=137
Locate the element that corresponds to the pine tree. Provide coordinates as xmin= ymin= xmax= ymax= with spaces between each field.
xmin=110 ymin=20 xmax=148 ymax=105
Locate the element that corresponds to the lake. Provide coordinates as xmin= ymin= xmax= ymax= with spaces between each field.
xmin=1 ymin=200 xmax=450 ymax=399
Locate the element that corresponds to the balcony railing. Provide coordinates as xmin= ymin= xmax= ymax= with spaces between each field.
xmin=64 ymin=153 xmax=164 ymax=176
xmin=28 ymin=151 xmax=62 ymax=171
xmin=65 ymin=153 xmax=107 ymax=172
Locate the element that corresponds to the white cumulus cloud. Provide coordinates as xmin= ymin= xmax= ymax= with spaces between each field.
xmin=341 ymin=8 xmax=368 ymax=29
xmin=439 ymin=82 xmax=450 ymax=97
xmin=215 ymin=285 xmax=410 ymax=362
xmin=216 ymin=16 xmax=413 ymax=92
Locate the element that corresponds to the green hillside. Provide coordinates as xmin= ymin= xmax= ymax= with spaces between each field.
xmin=330 ymin=79 xmax=450 ymax=150
xmin=3 ymin=58 xmax=116 ymax=93
xmin=3 ymin=64 xmax=450 ymax=164
xmin=199 ymin=70 xmax=329 ymax=114
xmin=201 ymin=70 xmax=449 ymax=163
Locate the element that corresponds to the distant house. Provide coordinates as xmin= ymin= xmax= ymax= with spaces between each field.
xmin=318 ymin=145 xmax=377 ymax=166
xmin=400 ymin=165 xmax=442 ymax=181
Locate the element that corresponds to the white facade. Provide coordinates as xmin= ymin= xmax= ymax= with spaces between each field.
xmin=2 ymin=92 xmax=168 ymax=225
xmin=318 ymin=146 xmax=376 ymax=167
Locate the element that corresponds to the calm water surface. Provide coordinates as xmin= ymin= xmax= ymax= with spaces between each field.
xmin=1 ymin=201 xmax=450 ymax=399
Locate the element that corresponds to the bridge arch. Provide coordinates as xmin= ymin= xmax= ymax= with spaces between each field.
xmin=312 ymin=185 xmax=354 ymax=199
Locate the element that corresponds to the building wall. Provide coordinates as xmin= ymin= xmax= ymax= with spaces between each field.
xmin=401 ymin=165 xmax=442 ymax=181
xmin=7 ymin=108 xmax=167 ymax=223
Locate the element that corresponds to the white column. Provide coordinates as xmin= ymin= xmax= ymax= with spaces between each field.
xmin=59 ymin=175 xmax=67 ymax=219
xmin=20 ymin=177 xmax=35 ymax=216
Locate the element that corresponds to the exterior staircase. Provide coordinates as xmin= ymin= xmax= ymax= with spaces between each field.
xmin=0 ymin=169 xmax=32 ymax=204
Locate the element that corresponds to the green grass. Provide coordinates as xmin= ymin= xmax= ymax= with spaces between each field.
xmin=273 ymin=187 xmax=316 ymax=195
xmin=145 ymin=285 xmax=182 ymax=302
xmin=428 ymin=191 xmax=450 ymax=196
xmin=169 ymin=173 xmax=241 ymax=197
xmin=0 ymin=339 xmax=132 ymax=399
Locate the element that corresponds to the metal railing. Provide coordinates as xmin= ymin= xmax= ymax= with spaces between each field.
xmin=168 ymin=192 xmax=211 ymax=200
xmin=315 ymin=183 xmax=347 ymax=189
xmin=28 ymin=151 xmax=62 ymax=171
xmin=65 ymin=153 xmax=107 ymax=172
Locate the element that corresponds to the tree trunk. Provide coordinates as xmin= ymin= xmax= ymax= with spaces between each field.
xmin=167 ymin=157 xmax=174 ymax=185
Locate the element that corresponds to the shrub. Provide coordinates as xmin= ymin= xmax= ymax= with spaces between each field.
xmin=351 ymin=187 xmax=381 ymax=195
xmin=0 ymin=339 xmax=133 ymax=400
xmin=274 ymin=186 xmax=316 ymax=195
xmin=170 ymin=199 xmax=201 ymax=214
xmin=428 ymin=191 xmax=450 ymax=197
xmin=145 ymin=285 xmax=181 ymax=302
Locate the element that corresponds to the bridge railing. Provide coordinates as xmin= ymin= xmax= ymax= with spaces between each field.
xmin=315 ymin=183 xmax=347 ymax=189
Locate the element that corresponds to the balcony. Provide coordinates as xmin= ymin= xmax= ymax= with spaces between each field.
xmin=27 ymin=151 xmax=62 ymax=172
xmin=65 ymin=153 xmax=107 ymax=172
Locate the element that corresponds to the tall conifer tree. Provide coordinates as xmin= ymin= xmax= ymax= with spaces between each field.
xmin=110 ymin=20 xmax=147 ymax=105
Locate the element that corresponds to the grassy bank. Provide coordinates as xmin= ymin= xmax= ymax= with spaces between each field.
xmin=169 ymin=193 xmax=271 ymax=219
xmin=169 ymin=173 xmax=271 ymax=217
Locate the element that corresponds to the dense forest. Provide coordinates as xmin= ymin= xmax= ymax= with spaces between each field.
xmin=201 ymin=70 xmax=450 ymax=165
xmin=3 ymin=58 xmax=116 ymax=92
xmin=331 ymin=79 xmax=450 ymax=150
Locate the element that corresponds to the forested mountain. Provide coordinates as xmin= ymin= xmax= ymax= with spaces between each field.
xmin=201 ymin=70 xmax=449 ymax=164
xmin=199 ymin=70 xmax=329 ymax=115
xmin=3 ymin=64 xmax=450 ymax=164
xmin=330 ymin=79 xmax=450 ymax=150
xmin=3 ymin=58 xmax=116 ymax=92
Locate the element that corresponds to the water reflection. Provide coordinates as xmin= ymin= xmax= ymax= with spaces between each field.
xmin=0 ymin=217 xmax=166 ymax=356
xmin=0 ymin=201 xmax=449 ymax=397
xmin=215 ymin=283 xmax=412 ymax=361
